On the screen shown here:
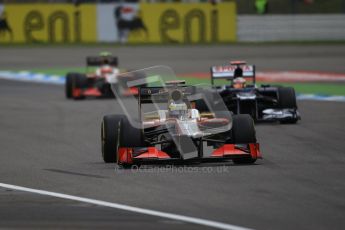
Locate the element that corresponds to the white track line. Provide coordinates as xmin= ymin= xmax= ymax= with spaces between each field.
xmin=0 ymin=183 xmax=253 ymax=230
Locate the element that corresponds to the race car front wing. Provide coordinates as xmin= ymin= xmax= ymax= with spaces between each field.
xmin=261 ymin=108 xmax=300 ymax=121
xmin=117 ymin=143 xmax=261 ymax=165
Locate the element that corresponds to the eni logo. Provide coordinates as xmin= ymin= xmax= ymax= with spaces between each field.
xmin=24 ymin=9 xmax=81 ymax=43
xmin=159 ymin=8 xmax=218 ymax=43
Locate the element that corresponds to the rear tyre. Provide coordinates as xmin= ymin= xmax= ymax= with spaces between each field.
xmin=231 ymin=114 xmax=257 ymax=164
xmin=278 ymin=87 xmax=298 ymax=124
xmin=101 ymin=115 xmax=124 ymax=163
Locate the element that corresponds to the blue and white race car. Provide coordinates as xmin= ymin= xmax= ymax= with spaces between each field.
xmin=205 ymin=61 xmax=300 ymax=123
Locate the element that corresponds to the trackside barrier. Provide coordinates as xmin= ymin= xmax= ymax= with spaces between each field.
xmin=237 ymin=15 xmax=345 ymax=41
xmin=0 ymin=3 xmax=236 ymax=44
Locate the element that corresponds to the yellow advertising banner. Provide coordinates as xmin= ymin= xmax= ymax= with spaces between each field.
xmin=127 ymin=3 xmax=237 ymax=43
xmin=0 ymin=3 xmax=236 ymax=44
xmin=0 ymin=4 xmax=97 ymax=43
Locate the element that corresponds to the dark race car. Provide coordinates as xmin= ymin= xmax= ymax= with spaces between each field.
xmin=65 ymin=53 xmax=145 ymax=99
xmin=101 ymin=70 xmax=262 ymax=167
xmin=209 ymin=61 xmax=300 ymax=124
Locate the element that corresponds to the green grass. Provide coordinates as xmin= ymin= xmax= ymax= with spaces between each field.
xmin=29 ymin=67 xmax=92 ymax=75
xmin=178 ymin=77 xmax=345 ymax=96
xmin=10 ymin=67 xmax=345 ymax=96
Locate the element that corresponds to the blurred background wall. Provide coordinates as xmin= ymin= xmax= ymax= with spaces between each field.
xmin=0 ymin=0 xmax=344 ymax=43
xmin=1 ymin=0 xmax=345 ymax=14
xmin=236 ymin=0 xmax=345 ymax=14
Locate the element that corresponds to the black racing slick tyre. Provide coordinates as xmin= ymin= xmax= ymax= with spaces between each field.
xmin=65 ymin=73 xmax=75 ymax=98
xmin=278 ymin=87 xmax=299 ymax=124
xmin=119 ymin=116 xmax=144 ymax=148
xmin=75 ymin=74 xmax=88 ymax=88
xmin=102 ymin=115 xmax=144 ymax=163
xmin=232 ymin=114 xmax=256 ymax=143
xmin=278 ymin=87 xmax=297 ymax=109
xmin=231 ymin=114 xmax=257 ymax=164
xmin=101 ymin=115 xmax=124 ymax=163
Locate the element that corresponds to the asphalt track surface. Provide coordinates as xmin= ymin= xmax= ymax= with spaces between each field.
xmin=1 ymin=44 xmax=345 ymax=73
xmin=0 ymin=45 xmax=345 ymax=230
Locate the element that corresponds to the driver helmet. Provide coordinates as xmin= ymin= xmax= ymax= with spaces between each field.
xmin=232 ymin=77 xmax=246 ymax=89
xmin=100 ymin=66 xmax=113 ymax=74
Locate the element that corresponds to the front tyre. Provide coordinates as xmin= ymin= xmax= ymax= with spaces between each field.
xmin=231 ymin=114 xmax=257 ymax=164
xmin=72 ymin=74 xmax=88 ymax=99
xmin=117 ymin=116 xmax=145 ymax=167
xmin=278 ymin=87 xmax=297 ymax=109
xmin=278 ymin=87 xmax=298 ymax=124
xmin=65 ymin=73 xmax=75 ymax=98
xmin=119 ymin=116 xmax=144 ymax=148
xmin=101 ymin=115 xmax=124 ymax=163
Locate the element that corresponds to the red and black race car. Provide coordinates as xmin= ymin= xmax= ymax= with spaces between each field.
xmin=101 ymin=81 xmax=261 ymax=167
xmin=65 ymin=54 xmax=145 ymax=99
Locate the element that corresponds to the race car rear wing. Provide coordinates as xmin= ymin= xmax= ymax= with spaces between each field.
xmin=86 ymin=56 xmax=118 ymax=67
xmin=139 ymin=86 xmax=195 ymax=104
xmin=210 ymin=64 xmax=256 ymax=85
